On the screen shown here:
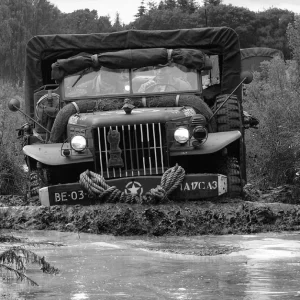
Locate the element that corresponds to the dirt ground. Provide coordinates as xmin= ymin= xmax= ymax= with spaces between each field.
xmin=0 ymin=184 xmax=300 ymax=236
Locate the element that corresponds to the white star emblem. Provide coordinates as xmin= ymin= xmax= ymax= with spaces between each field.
xmin=125 ymin=181 xmax=143 ymax=195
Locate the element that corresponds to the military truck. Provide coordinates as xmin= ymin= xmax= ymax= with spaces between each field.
xmin=9 ymin=27 xmax=253 ymax=206
xmin=241 ymin=47 xmax=284 ymax=73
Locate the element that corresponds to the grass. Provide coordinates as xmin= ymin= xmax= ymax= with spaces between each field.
xmin=0 ymin=83 xmax=28 ymax=195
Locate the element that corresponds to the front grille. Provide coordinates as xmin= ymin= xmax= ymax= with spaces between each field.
xmin=93 ymin=123 xmax=168 ymax=178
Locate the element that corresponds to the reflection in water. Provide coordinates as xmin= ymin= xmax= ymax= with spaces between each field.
xmin=71 ymin=292 xmax=89 ymax=299
xmin=1 ymin=231 xmax=300 ymax=299
xmin=244 ymin=238 xmax=300 ymax=299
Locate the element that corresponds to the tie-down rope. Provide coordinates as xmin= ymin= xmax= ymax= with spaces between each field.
xmin=79 ymin=164 xmax=185 ymax=204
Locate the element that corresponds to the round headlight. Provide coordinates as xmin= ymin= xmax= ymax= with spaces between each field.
xmin=71 ymin=135 xmax=87 ymax=152
xmin=174 ymin=127 xmax=190 ymax=144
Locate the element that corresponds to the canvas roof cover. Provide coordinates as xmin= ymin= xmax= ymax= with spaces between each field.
xmin=25 ymin=27 xmax=241 ymax=116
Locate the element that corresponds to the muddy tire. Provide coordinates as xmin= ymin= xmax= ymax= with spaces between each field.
xmin=29 ymin=168 xmax=50 ymax=198
xmin=219 ymin=157 xmax=243 ymax=197
xmin=213 ymin=94 xmax=242 ymax=132
xmin=213 ymin=94 xmax=246 ymax=183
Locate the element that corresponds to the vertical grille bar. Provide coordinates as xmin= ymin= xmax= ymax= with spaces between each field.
xmin=97 ymin=128 xmax=104 ymax=176
xmin=114 ymin=126 xmax=122 ymax=177
xmin=152 ymin=123 xmax=158 ymax=174
xmin=146 ymin=123 xmax=152 ymax=175
xmin=110 ymin=126 xmax=116 ymax=178
xmin=128 ymin=125 xmax=134 ymax=176
xmin=134 ymin=124 xmax=140 ymax=176
xmin=140 ymin=124 xmax=146 ymax=175
xmin=122 ymin=125 xmax=128 ymax=177
xmin=103 ymin=127 xmax=110 ymax=178
xmin=158 ymin=123 xmax=165 ymax=172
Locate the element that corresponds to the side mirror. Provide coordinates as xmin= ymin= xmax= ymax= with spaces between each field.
xmin=8 ymin=98 xmax=21 ymax=112
xmin=241 ymin=70 xmax=253 ymax=84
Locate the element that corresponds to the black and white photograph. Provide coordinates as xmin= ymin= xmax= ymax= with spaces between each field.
xmin=0 ymin=0 xmax=300 ymax=299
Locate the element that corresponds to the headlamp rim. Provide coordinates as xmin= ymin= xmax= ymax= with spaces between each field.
xmin=70 ymin=135 xmax=87 ymax=152
xmin=174 ymin=126 xmax=190 ymax=144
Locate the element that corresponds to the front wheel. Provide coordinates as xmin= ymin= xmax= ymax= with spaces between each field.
xmin=29 ymin=167 xmax=50 ymax=200
xmin=219 ymin=156 xmax=243 ymax=198
xmin=213 ymin=94 xmax=242 ymax=132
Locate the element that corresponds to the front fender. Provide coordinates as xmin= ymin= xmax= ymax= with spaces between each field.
xmin=170 ymin=131 xmax=241 ymax=156
xmin=23 ymin=143 xmax=93 ymax=166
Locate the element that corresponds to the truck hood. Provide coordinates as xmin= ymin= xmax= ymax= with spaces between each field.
xmin=68 ymin=107 xmax=196 ymax=127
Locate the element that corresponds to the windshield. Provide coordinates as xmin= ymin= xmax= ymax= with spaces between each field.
xmin=63 ymin=63 xmax=200 ymax=99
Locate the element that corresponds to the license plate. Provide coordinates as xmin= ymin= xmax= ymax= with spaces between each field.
xmin=39 ymin=174 xmax=227 ymax=206
xmin=40 ymin=183 xmax=95 ymax=206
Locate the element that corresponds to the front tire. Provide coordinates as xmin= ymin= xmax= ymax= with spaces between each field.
xmin=213 ymin=94 xmax=242 ymax=132
xmin=29 ymin=167 xmax=50 ymax=199
xmin=219 ymin=156 xmax=243 ymax=197
xmin=213 ymin=94 xmax=246 ymax=186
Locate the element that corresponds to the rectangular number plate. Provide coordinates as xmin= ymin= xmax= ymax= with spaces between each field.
xmin=40 ymin=184 xmax=95 ymax=206
xmin=39 ymin=174 xmax=227 ymax=206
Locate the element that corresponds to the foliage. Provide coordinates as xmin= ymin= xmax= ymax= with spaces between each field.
xmin=0 ymin=246 xmax=59 ymax=286
xmin=58 ymin=9 xmax=99 ymax=34
xmin=0 ymin=0 xmax=61 ymax=82
xmin=133 ymin=2 xmax=294 ymax=55
xmin=254 ymin=8 xmax=294 ymax=58
xmin=244 ymin=56 xmax=300 ymax=188
xmin=243 ymin=16 xmax=300 ymax=188
xmin=287 ymin=15 xmax=300 ymax=83
xmin=0 ymin=83 xmax=27 ymax=195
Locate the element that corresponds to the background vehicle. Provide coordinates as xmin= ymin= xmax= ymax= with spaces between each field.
xmin=9 ymin=27 xmax=252 ymax=206
xmin=240 ymin=47 xmax=284 ymax=73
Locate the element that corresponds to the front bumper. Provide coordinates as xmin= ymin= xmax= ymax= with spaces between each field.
xmin=39 ymin=173 xmax=227 ymax=206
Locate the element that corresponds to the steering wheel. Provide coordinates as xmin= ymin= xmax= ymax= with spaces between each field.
xmin=144 ymin=83 xmax=179 ymax=92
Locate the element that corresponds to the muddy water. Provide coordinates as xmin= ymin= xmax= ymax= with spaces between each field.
xmin=1 ymin=230 xmax=300 ymax=299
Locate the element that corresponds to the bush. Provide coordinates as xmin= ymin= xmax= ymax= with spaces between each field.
xmin=0 ymin=83 xmax=28 ymax=195
xmin=243 ymin=16 xmax=300 ymax=189
xmin=244 ymin=57 xmax=300 ymax=188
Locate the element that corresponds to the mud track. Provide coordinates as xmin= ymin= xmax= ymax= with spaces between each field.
xmin=0 ymin=184 xmax=300 ymax=236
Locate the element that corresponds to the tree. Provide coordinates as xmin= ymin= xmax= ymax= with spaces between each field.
xmin=112 ymin=12 xmax=124 ymax=32
xmin=203 ymin=0 xmax=222 ymax=6
xmin=135 ymin=1 xmax=146 ymax=18
xmin=97 ymin=16 xmax=113 ymax=33
xmin=31 ymin=0 xmax=61 ymax=35
xmin=287 ymin=15 xmax=300 ymax=88
xmin=254 ymin=9 xmax=294 ymax=58
xmin=134 ymin=7 xmax=199 ymax=30
xmin=59 ymin=9 xmax=99 ymax=34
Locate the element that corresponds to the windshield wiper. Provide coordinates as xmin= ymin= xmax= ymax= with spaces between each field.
xmin=72 ymin=68 xmax=89 ymax=87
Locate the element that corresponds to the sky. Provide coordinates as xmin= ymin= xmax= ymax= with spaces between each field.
xmin=49 ymin=0 xmax=300 ymax=24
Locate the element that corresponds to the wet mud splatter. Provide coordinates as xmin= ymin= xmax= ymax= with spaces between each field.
xmin=0 ymin=193 xmax=300 ymax=236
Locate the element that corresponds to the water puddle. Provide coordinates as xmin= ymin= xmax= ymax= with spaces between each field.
xmin=1 ymin=230 xmax=300 ymax=299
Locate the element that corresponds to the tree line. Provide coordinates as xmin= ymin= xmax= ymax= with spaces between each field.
xmin=0 ymin=0 xmax=295 ymax=83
